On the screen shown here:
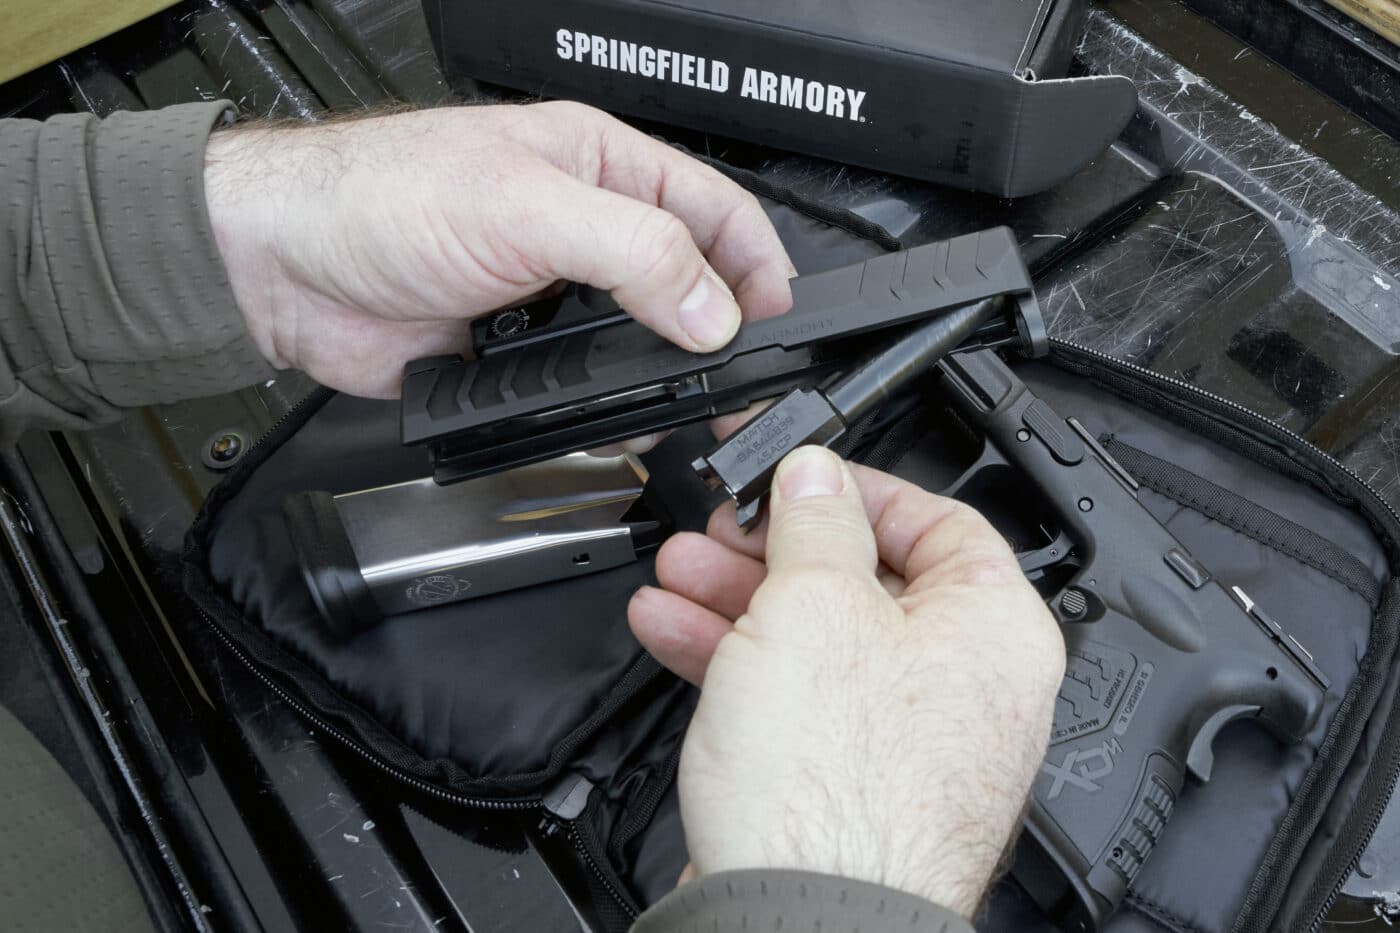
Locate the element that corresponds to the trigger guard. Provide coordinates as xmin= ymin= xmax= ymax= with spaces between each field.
xmin=1186 ymin=704 xmax=1262 ymax=782
xmin=941 ymin=441 xmax=1005 ymax=502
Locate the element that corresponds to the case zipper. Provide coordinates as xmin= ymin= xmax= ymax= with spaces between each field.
xmin=197 ymin=392 xmax=534 ymax=806
xmin=1308 ymin=767 xmax=1400 ymax=933
xmin=566 ymin=821 xmax=641 ymax=922
xmin=195 ymin=601 xmax=538 ymax=810
xmin=200 ymin=595 xmax=649 ymax=925
xmin=189 ymin=388 xmax=643 ymax=924
xmin=191 ymin=393 xmax=533 ymax=807
xmin=1048 ymin=338 xmax=1400 ymax=932
xmin=538 ymin=775 xmax=642 ymax=922
xmin=608 ymin=743 xmax=683 ymax=869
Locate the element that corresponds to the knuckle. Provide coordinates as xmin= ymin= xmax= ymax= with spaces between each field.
xmin=527 ymin=101 xmax=615 ymax=177
xmin=717 ymin=187 xmax=785 ymax=257
xmin=538 ymin=99 xmax=600 ymax=126
xmin=779 ymin=498 xmax=864 ymax=534
xmin=935 ymin=501 xmax=1021 ymax=581
xmin=940 ymin=498 xmax=1003 ymax=543
xmin=707 ymin=176 xmax=761 ymax=217
xmin=763 ymin=567 xmax=876 ymax=616
xmin=735 ymin=188 xmax=769 ymax=225
xmin=778 ymin=515 xmax=878 ymax=568
xmin=627 ymin=211 xmax=695 ymax=283
xmin=946 ymin=552 xmax=1022 ymax=586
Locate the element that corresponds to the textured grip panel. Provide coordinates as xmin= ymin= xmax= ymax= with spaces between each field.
xmin=1105 ymin=777 xmax=1175 ymax=885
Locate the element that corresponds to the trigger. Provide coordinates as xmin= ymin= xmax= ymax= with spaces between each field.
xmin=1186 ymin=704 xmax=1262 ymax=782
xmin=1017 ymin=529 xmax=1075 ymax=575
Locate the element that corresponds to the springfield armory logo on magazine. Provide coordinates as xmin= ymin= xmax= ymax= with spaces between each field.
xmin=555 ymin=30 xmax=869 ymax=123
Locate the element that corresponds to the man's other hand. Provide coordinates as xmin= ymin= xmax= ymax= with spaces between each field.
xmin=203 ymin=101 xmax=795 ymax=398
xmin=628 ymin=447 xmax=1065 ymax=918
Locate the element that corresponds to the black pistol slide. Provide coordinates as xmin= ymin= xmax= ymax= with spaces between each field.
xmin=400 ymin=226 xmax=1043 ymax=483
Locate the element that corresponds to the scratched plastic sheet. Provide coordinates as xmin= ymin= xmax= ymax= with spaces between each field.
xmin=1063 ymin=13 xmax=1400 ymax=500
xmin=718 ymin=11 xmax=1400 ymax=512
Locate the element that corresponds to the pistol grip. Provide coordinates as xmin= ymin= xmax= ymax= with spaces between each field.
xmin=1020 ymin=604 xmax=1324 ymax=930
xmin=1021 ymin=751 xmax=1186 ymax=932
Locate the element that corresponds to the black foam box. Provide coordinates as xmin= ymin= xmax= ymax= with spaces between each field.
xmin=422 ymin=0 xmax=1139 ymax=197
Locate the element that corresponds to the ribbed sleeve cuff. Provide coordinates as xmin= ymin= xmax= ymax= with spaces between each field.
xmin=33 ymin=100 xmax=274 ymax=406
xmin=631 ymin=870 xmax=975 ymax=933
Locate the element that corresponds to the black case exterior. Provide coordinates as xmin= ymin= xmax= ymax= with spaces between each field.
xmin=423 ymin=0 xmax=1138 ymax=196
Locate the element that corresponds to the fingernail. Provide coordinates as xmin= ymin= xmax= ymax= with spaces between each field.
xmin=776 ymin=446 xmax=844 ymax=501
xmin=678 ymin=270 xmax=741 ymax=350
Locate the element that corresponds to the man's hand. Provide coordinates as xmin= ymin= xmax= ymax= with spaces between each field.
xmin=627 ymin=446 xmax=1065 ymax=918
xmin=203 ymin=102 xmax=795 ymax=398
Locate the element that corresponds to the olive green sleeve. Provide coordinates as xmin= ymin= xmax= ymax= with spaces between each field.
xmin=630 ymin=869 xmax=975 ymax=933
xmin=0 ymin=101 xmax=274 ymax=444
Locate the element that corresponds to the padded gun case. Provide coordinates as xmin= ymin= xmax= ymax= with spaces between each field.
xmin=183 ymin=187 xmax=1400 ymax=933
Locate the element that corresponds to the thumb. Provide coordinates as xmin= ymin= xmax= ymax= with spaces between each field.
xmin=763 ymin=446 xmax=877 ymax=580
xmin=542 ymin=173 xmax=742 ymax=352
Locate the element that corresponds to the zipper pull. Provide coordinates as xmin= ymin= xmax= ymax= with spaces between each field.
xmin=538 ymin=774 xmax=594 ymax=837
